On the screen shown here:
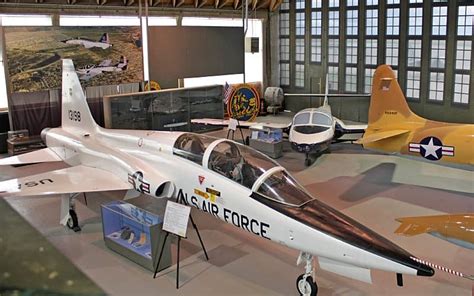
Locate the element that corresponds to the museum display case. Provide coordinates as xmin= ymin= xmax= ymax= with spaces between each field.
xmin=101 ymin=201 xmax=171 ymax=272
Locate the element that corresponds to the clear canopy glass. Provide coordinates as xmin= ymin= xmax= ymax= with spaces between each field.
xmin=174 ymin=133 xmax=315 ymax=206
xmin=311 ymin=112 xmax=333 ymax=126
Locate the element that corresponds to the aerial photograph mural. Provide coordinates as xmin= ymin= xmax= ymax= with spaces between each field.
xmin=5 ymin=26 xmax=143 ymax=92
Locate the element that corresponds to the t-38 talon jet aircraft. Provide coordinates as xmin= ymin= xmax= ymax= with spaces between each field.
xmin=357 ymin=65 xmax=474 ymax=167
xmin=0 ymin=60 xmax=433 ymax=295
xmin=62 ymin=33 xmax=112 ymax=50
xmin=76 ymin=56 xmax=128 ymax=81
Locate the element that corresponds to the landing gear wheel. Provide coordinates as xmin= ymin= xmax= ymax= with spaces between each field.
xmin=67 ymin=209 xmax=81 ymax=232
xmin=296 ymin=274 xmax=318 ymax=296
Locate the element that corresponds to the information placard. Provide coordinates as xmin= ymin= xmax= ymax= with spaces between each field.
xmin=162 ymin=201 xmax=191 ymax=237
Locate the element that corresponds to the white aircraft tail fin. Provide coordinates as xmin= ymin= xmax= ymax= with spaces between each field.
xmin=99 ymin=33 xmax=109 ymax=44
xmin=61 ymin=59 xmax=99 ymax=133
xmin=323 ymin=73 xmax=329 ymax=106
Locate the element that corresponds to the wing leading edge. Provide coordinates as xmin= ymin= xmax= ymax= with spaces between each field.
xmin=0 ymin=148 xmax=63 ymax=166
xmin=0 ymin=165 xmax=132 ymax=197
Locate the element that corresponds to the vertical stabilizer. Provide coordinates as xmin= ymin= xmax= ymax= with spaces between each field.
xmin=368 ymin=65 xmax=423 ymax=127
xmin=323 ymin=73 xmax=329 ymax=106
xmin=61 ymin=59 xmax=98 ymax=133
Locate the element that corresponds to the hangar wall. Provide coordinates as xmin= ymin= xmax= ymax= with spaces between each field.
xmin=271 ymin=0 xmax=474 ymax=124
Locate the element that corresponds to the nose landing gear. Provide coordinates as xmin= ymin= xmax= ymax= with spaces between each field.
xmin=296 ymin=252 xmax=318 ymax=296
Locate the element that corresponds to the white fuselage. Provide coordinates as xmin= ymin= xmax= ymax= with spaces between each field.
xmin=43 ymin=126 xmax=420 ymax=277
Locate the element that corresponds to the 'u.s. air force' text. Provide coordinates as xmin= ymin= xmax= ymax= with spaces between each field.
xmin=177 ymin=189 xmax=270 ymax=240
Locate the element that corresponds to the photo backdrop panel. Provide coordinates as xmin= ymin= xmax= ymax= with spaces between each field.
xmin=148 ymin=26 xmax=244 ymax=88
xmin=5 ymin=27 xmax=143 ymax=92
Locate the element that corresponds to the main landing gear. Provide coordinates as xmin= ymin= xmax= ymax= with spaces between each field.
xmin=296 ymin=252 xmax=318 ymax=296
xmin=304 ymin=153 xmax=312 ymax=167
xmin=60 ymin=193 xmax=82 ymax=232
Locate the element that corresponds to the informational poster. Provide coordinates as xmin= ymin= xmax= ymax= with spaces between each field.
xmin=162 ymin=201 xmax=191 ymax=238
xmin=5 ymin=27 xmax=143 ymax=92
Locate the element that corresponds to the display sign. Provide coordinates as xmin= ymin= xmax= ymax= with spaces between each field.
xmin=162 ymin=201 xmax=191 ymax=238
xmin=227 ymin=84 xmax=260 ymax=122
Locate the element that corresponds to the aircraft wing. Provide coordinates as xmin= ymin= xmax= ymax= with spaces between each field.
xmin=394 ymin=217 xmax=432 ymax=236
xmin=355 ymin=129 xmax=410 ymax=144
xmin=191 ymin=118 xmax=291 ymax=129
xmin=0 ymin=148 xmax=62 ymax=166
xmin=334 ymin=117 xmax=367 ymax=131
xmin=0 ymin=165 xmax=132 ymax=197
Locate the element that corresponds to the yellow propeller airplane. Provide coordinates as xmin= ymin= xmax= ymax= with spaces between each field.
xmin=395 ymin=214 xmax=474 ymax=250
xmin=357 ymin=65 xmax=474 ymax=166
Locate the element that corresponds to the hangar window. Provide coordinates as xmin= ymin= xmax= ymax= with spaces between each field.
xmin=366 ymin=9 xmax=378 ymax=36
xmin=432 ymin=6 xmax=447 ymax=36
xmin=365 ymin=39 xmax=377 ymax=65
xmin=296 ymin=0 xmax=305 ymax=10
xmin=280 ymin=38 xmax=290 ymax=61
xmin=295 ymin=65 xmax=305 ymax=88
xmin=311 ymin=11 xmax=322 ymax=35
xmin=328 ymin=66 xmax=339 ymax=91
xmin=329 ymin=0 xmax=339 ymax=8
xmin=430 ymin=40 xmax=446 ymax=69
xmin=364 ymin=68 xmax=375 ymax=93
xmin=312 ymin=0 xmax=322 ymax=8
xmin=386 ymin=8 xmax=400 ymax=36
xmin=407 ymin=40 xmax=422 ymax=67
xmin=453 ymin=5 xmax=472 ymax=105
xmin=329 ymin=11 xmax=339 ymax=36
xmin=457 ymin=5 xmax=473 ymax=36
xmin=429 ymin=72 xmax=444 ymax=102
xmin=455 ymin=40 xmax=472 ymax=71
xmin=311 ymin=5 xmax=322 ymax=64
xmin=328 ymin=39 xmax=339 ymax=64
xmin=347 ymin=9 xmax=358 ymax=36
xmin=295 ymin=39 xmax=305 ymax=62
xmin=346 ymin=67 xmax=358 ymax=93
xmin=311 ymin=39 xmax=322 ymax=63
xmin=454 ymin=74 xmax=470 ymax=104
xmin=408 ymin=7 xmax=423 ymax=36
xmin=386 ymin=39 xmax=399 ymax=66
xmin=280 ymin=12 xmax=290 ymax=36
xmin=296 ymin=12 xmax=305 ymax=36
xmin=280 ymin=0 xmax=289 ymax=10
xmin=346 ymin=39 xmax=358 ymax=64
xmin=407 ymin=71 xmax=421 ymax=99
xmin=280 ymin=63 xmax=290 ymax=86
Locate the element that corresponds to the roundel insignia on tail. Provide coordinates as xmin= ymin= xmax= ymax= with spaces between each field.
xmin=408 ymin=136 xmax=455 ymax=161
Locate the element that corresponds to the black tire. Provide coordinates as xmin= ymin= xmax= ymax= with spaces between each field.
xmin=304 ymin=158 xmax=312 ymax=167
xmin=296 ymin=274 xmax=318 ymax=296
xmin=67 ymin=209 xmax=80 ymax=231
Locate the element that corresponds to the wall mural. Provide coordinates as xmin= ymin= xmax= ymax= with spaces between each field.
xmin=5 ymin=27 xmax=143 ymax=92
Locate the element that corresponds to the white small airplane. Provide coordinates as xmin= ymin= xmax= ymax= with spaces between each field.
xmin=62 ymin=33 xmax=112 ymax=50
xmin=0 ymin=60 xmax=433 ymax=295
xmin=289 ymin=78 xmax=367 ymax=166
xmin=76 ymin=56 xmax=128 ymax=81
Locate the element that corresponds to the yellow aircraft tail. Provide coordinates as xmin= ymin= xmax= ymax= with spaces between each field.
xmin=357 ymin=65 xmax=423 ymax=145
xmin=368 ymin=65 xmax=424 ymax=127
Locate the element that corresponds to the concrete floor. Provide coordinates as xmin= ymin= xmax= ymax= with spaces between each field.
xmin=0 ymin=129 xmax=473 ymax=296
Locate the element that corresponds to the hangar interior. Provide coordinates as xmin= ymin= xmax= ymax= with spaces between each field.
xmin=0 ymin=0 xmax=473 ymax=296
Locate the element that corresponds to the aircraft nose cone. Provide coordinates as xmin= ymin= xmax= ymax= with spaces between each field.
xmin=251 ymin=192 xmax=435 ymax=277
xmin=296 ymin=199 xmax=436 ymax=276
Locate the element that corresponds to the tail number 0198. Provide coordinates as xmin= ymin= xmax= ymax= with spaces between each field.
xmin=68 ymin=110 xmax=81 ymax=122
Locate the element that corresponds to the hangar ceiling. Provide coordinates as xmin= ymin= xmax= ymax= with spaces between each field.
xmin=0 ymin=0 xmax=283 ymax=11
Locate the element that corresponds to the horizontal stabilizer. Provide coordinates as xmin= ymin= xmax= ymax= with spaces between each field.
xmin=394 ymin=218 xmax=432 ymax=237
xmin=319 ymin=257 xmax=372 ymax=283
xmin=0 ymin=165 xmax=132 ymax=197
xmin=355 ymin=129 xmax=410 ymax=145
xmin=0 ymin=148 xmax=62 ymax=166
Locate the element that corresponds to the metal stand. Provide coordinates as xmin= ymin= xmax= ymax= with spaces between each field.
xmin=226 ymin=119 xmax=246 ymax=145
xmin=83 ymin=192 xmax=88 ymax=206
xmin=153 ymin=200 xmax=209 ymax=289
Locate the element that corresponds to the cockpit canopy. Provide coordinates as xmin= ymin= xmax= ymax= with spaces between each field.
xmin=293 ymin=110 xmax=333 ymax=135
xmin=173 ymin=133 xmax=314 ymax=207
